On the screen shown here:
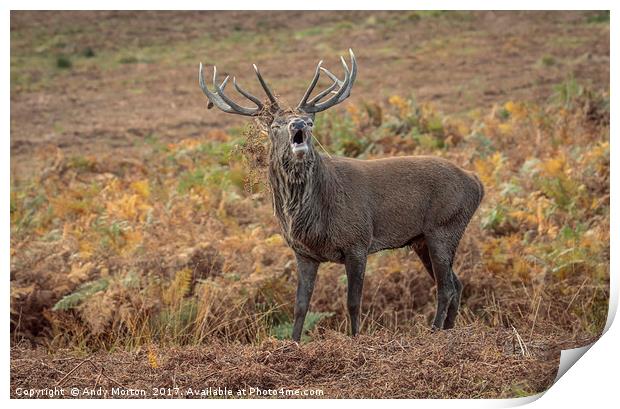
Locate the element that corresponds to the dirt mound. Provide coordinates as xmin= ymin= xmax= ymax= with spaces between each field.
xmin=11 ymin=324 xmax=559 ymax=399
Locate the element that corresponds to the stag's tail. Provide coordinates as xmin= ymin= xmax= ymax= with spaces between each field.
xmin=472 ymin=173 xmax=485 ymax=207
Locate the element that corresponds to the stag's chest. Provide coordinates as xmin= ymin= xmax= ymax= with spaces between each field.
xmin=272 ymin=188 xmax=342 ymax=263
xmin=282 ymin=227 xmax=343 ymax=263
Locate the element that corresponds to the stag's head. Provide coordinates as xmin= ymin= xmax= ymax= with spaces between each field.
xmin=198 ymin=50 xmax=357 ymax=163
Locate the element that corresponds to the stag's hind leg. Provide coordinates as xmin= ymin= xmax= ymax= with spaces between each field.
xmin=414 ymin=236 xmax=463 ymax=329
xmin=443 ymin=270 xmax=463 ymax=329
xmin=426 ymin=225 xmax=465 ymax=330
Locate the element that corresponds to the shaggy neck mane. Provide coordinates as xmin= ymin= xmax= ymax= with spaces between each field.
xmin=268 ymin=148 xmax=337 ymax=250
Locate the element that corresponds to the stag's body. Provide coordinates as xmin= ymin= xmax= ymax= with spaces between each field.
xmin=271 ymin=153 xmax=483 ymax=264
xmin=269 ymin=147 xmax=483 ymax=339
xmin=198 ymin=49 xmax=484 ymax=341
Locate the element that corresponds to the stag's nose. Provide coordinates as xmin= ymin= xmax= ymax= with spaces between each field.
xmin=289 ymin=119 xmax=306 ymax=131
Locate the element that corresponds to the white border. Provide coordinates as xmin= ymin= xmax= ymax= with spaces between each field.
xmin=3 ymin=2 xmax=616 ymax=407
xmin=1 ymin=0 xmax=618 ymax=10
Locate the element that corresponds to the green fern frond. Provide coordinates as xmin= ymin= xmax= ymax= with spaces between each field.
xmin=270 ymin=311 xmax=334 ymax=341
xmin=52 ymin=278 xmax=109 ymax=311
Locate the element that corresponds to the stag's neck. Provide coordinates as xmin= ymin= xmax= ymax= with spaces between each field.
xmin=268 ymin=152 xmax=336 ymax=246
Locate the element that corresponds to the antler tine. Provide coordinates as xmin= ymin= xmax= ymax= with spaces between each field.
xmin=319 ymin=66 xmax=344 ymax=87
xmin=317 ymin=49 xmax=357 ymax=107
xmin=215 ymin=76 xmax=262 ymax=116
xmin=233 ymin=77 xmax=263 ymax=107
xmin=307 ymin=79 xmax=339 ymax=105
xmin=307 ymin=66 xmax=344 ymax=104
xmin=296 ymin=60 xmax=323 ymax=109
xmin=219 ymin=75 xmax=230 ymax=90
xmin=199 ymin=63 xmax=235 ymax=113
xmin=253 ymin=64 xmax=279 ymax=107
xmin=199 ymin=62 xmax=270 ymax=117
xmin=341 ymin=49 xmax=358 ymax=100
xmin=297 ymin=49 xmax=358 ymax=114
xmin=321 ymin=55 xmax=351 ymax=103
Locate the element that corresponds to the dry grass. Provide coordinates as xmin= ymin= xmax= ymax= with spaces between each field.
xmin=11 ymin=86 xmax=609 ymax=352
xmin=11 ymin=323 xmax=560 ymax=399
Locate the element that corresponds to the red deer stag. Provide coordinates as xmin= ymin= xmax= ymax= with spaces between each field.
xmin=198 ymin=50 xmax=484 ymax=341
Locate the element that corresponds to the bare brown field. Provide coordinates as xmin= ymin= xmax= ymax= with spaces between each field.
xmin=10 ymin=11 xmax=609 ymax=176
xmin=10 ymin=11 xmax=609 ymax=398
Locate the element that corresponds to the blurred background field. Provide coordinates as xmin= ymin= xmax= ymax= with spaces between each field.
xmin=10 ymin=11 xmax=609 ymax=398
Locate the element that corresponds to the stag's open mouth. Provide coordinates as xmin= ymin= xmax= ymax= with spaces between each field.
xmin=292 ymin=130 xmax=304 ymax=144
xmin=291 ymin=129 xmax=309 ymax=158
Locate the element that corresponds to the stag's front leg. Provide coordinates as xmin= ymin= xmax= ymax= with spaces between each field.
xmin=292 ymin=254 xmax=319 ymax=342
xmin=345 ymin=252 xmax=367 ymax=336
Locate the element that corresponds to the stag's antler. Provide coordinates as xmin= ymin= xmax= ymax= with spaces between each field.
xmin=198 ymin=62 xmax=280 ymax=116
xmin=296 ymin=49 xmax=357 ymax=114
